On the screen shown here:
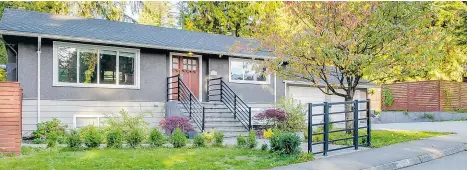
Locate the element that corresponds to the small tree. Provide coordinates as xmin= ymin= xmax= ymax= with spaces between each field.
xmin=249 ymin=2 xmax=445 ymax=133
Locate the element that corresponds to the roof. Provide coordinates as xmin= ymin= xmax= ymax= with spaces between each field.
xmin=0 ymin=9 xmax=270 ymax=58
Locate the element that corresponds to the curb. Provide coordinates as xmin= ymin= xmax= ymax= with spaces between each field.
xmin=364 ymin=144 xmax=467 ymax=170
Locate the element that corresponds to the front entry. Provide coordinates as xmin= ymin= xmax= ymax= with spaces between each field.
xmin=172 ymin=55 xmax=200 ymax=98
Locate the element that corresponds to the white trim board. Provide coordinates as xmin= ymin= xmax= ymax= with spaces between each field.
xmin=169 ymin=52 xmax=203 ymax=102
xmin=52 ymin=41 xmax=141 ymax=89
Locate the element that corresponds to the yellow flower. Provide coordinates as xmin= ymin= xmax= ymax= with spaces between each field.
xmin=263 ymin=128 xmax=274 ymax=139
xmin=203 ymin=130 xmax=214 ymax=143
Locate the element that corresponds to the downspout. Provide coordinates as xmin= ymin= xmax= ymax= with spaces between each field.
xmin=274 ymin=74 xmax=277 ymax=103
xmin=37 ymin=36 xmax=41 ymax=123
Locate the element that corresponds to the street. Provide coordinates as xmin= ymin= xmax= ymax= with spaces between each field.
xmin=374 ymin=121 xmax=467 ymax=170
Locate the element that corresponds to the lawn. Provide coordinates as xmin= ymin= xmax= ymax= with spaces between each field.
xmin=313 ymin=129 xmax=453 ymax=148
xmin=0 ymin=147 xmax=312 ymax=170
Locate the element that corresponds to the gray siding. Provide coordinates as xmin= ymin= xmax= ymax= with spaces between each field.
xmin=18 ymin=38 xmax=168 ymax=102
xmin=208 ymin=57 xmax=285 ymax=103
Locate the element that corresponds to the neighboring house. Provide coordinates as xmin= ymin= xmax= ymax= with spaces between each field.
xmin=0 ymin=9 xmax=376 ymax=137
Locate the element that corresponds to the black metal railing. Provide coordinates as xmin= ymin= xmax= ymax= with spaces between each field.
xmin=307 ymin=100 xmax=371 ymax=156
xmin=207 ymin=77 xmax=251 ymax=130
xmin=167 ymin=75 xmax=205 ymax=131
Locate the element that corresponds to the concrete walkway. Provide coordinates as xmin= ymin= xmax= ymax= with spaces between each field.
xmin=273 ymin=121 xmax=467 ymax=170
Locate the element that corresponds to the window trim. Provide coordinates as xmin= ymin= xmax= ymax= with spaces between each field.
xmin=228 ymin=57 xmax=270 ymax=85
xmin=53 ymin=41 xmax=140 ymax=89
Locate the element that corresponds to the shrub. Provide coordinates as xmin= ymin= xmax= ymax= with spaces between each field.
xmin=159 ymin=116 xmax=194 ymax=134
xmin=149 ymin=128 xmax=166 ymax=147
xmin=213 ymin=131 xmax=224 ymax=147
xmin=32 ymin=118 xmax=67 ymax=141
xmin=255 ymin=109 xmax=286 ymax=127
xmin=261 ymin=143 xmax=268 ymax=151
xmin=66 ymin=129 xmax=82 ymax=148
xmin=106 ymin=129 xmax=124 ymax=148
xmin=247 ymin=130 xmax=257 ymax=149
xmin=46 ymin=131 xmax=58 ymax=148
xmin=275 ymin=97 xmax=306 ymax=133
xmin=32 ymin=138 xmax=45 ymax=144
xmin=382 ymin=87 xmax=394 ymax=107
xmin=203 ymin=130 xmax=214 ymax=144
xmin=270 ymin=133 xmax=301 ymax=155
xmin=236 ymin=135 xmax=247 ymax=148
xmin=126 ymin=127 xmax=145 ymax=148
xmin=193 ymin=135 xmax=205 ymax=147
xmin=170 ymin=128 xmax=187 ymax=148
xmin=81 ymin=125 xmax=103 ymax=148
xmin=0 ymin=68 xmax=6 ymax=82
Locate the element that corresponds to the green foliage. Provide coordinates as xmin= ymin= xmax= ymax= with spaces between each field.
xmin=270 ymin=133 xmax=301 ymax=156
xmin=236 ymin=135 xmax=247 ymax=148
xmin=149 ymin=128 xmax=166 ymax=147
xmin=66 ymin=129 xmax=82 ymax=149
xmin=138 ymin=2 xmax=174 ymax=27
xmin=247 ymin=130 xmax=258 ymax=149
xmin=0 ymin=68 xmax=6 ymax=82
xmin=106 ymin=129 xmax=124 ymax=148
xmin=32 ymin=138 xmax=45 ymax=144
xmin=261 ymin=144 xmax=268 ymax=151
xmin=382 ymin=87 xmax=394 ymax=107
xmin=423 ymin=113 xmax=435 ymax=121
xmin=213 ymin=131 xmax=224 ymax=147
xmin=32 ymin=118 xmax=67 ymax=142
xmin=183 ymin=2 xmax=282 ymax=37
xmin=126 ymin=127 xmax=145 ymax=148
xmin=403 ymin=110 xmax=409 ymax=116
xmin=193 ymin=135 xmax=205 ymax=147
xmin=46 ymin=131 xmax=58 ymax=148
xmin=275 ymin=97 xmax=306 ymax=133
xmin=375 ymin=110 xmax=382 ymax=115
xmin=81 ymin=125 xmax=103 ymax=148
xmin=170 ymin=128 xmax=187 ymax=148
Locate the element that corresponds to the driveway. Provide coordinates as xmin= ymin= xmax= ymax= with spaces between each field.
xmin=373 ymin=121 xmax=467 ymax=142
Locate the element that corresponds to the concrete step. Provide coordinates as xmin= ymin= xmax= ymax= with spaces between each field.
xmin=204 ymin=126 xmax=247 ymax=132
xmin=205 ymin=122 xmax=244 ymax=127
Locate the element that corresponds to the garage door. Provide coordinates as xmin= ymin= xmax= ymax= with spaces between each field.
xmin=288 ymin=85 xmax=326 ymax=124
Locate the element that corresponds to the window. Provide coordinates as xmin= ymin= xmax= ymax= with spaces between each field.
xmin=53 ymin=42 xmax=140 ymax=89
xmin=229 ymin=58 xmax=269 ymax=84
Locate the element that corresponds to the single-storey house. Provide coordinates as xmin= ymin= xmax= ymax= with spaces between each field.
xmin=0 ymin=9 xmax=375 ymax=137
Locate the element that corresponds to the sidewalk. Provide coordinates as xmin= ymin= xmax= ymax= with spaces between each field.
xmin=273 ymin=134 xmax=466 ymax=170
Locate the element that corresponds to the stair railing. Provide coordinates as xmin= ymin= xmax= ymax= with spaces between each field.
xmin=207 ymin=77 xmax=251 ymax=130
xmin=167 ymin=75 xmax=205 ymax=131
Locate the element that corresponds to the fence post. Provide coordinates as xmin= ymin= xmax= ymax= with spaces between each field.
xmin=189 ymin=93 xmax=192 ymax=118
xmin=367 ymin=99 xmax=371 ymax=147
xmin=323 ymin=102 xmax=329 ymax=156
xmin=234 ymin=96 xmax=237 ymax=119
xmin=248 ymin=107 xmax=252 ymax=130
xmin=202 ymin=107 xmax=205 ymax=131
xmin=353 ymin=100 xmax=359 ymax=150
xmin=308 ymin=103 xmax=313 ymax=153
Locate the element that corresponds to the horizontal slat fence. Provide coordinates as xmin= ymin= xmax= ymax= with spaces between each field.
xmin=0 ymin=82 xmax=22 ymax=155
xmin=382 ymin=80 xmax=467 ymax=112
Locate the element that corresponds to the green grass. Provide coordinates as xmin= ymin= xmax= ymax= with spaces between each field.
xmin=313 ymin=129 xmax=453 ymax=148
xmin=0 ymin=147 xmax=312 ymax=170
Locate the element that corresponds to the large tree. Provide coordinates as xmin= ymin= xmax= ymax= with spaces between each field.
xmin=182 ymin=1 xmax=281 ymax=37
xmin=250 ymin=2 xmax=452 ymax=131
xmin=137 ymin=1 xmax=174 ymax=27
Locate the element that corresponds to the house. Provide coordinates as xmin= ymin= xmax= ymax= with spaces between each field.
xmin=0 ymin=9 xmax=375 ymax=137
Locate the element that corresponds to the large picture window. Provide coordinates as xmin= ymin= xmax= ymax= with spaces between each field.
xmin=53 ymin=42 xmax=140 ymax=89
xmin=229 ymin=58 xmax=269 ymax=84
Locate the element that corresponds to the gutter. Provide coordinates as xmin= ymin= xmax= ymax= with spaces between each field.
xmin=37 ymin=36 xmax=41 ymax=123
xmin=0 ymin=30 xmax=274 ymax=60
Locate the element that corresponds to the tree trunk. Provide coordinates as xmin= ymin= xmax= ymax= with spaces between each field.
xmin=345 ymin=96 xmax=353 ymax=134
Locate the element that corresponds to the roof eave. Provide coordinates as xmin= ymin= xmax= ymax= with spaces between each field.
xmin=0 ymin=30 xmax=274 ymax=59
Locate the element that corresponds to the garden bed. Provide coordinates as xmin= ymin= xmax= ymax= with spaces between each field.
xmin=0 ymin=147 xmax=312 ymax=170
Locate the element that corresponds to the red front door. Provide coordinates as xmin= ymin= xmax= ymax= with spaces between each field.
xmin=172 ymin=55 xmax=199 ymax=98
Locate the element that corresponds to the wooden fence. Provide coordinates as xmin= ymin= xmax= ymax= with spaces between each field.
xmin=0 ymin=82 xmax=22 ymax=155
xmin=382 ymin=80 xmax=467 ymax=112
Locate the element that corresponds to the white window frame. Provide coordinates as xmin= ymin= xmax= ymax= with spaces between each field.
xmin=72 ymin=115 xmax=107 ymax=128
xmin=228 ymin=57 xmax=270 ymax=85
xmin=53 ymin=41 xmax=140 ymax=89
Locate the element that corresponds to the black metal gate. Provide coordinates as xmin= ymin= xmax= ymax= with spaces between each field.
xmin=307 ymin=100 xmax=371 ymax=156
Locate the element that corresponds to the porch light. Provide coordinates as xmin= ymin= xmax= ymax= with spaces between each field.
xmin=187 ymin=52 xmax=194 ymax=56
